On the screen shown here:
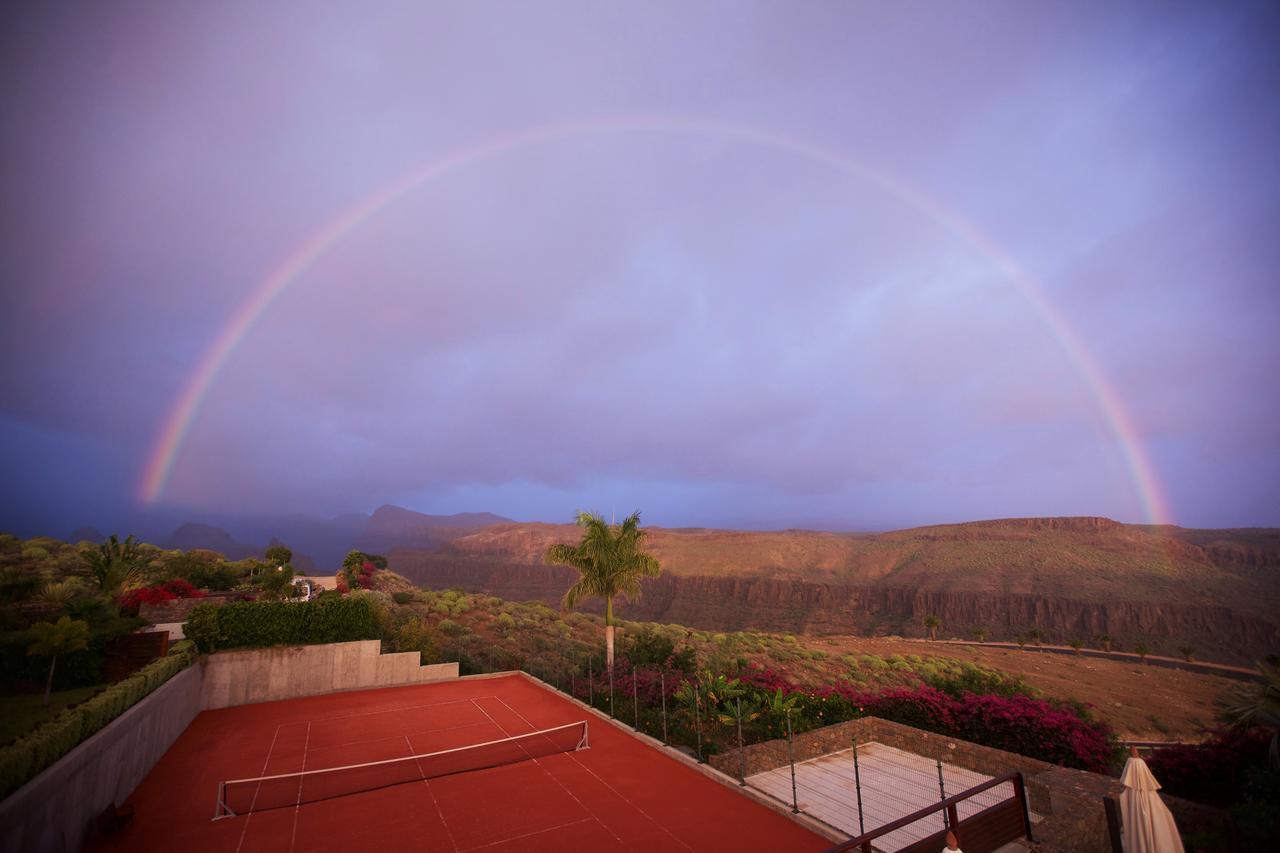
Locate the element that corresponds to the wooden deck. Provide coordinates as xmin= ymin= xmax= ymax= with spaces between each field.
xmin=746 ymin=742 xmax=1036 ymax=852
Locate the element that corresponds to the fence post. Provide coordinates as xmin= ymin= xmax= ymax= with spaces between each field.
xmin=660 ymin=670 xmax=669 ymax=745
xmin=786 ymin=709 xmax=799 ymax=814
xmin=1016 ymin=773 xmax=1035 ymax=843
xmin=936 ymin=757 xmax=948 ymax=830
xmin=736 ymin=697 xmax=745 ymax=786
xmin=853 ymin=740 xmax=865 ymax=836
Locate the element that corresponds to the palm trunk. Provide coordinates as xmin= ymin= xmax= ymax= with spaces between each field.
xmin=44 ymin=655 xmax=57 ymax=707
xmin=605 ymin=597 xmax=615 ymax=669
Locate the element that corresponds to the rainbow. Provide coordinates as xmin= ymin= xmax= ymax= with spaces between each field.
xmin=137 ymin=116 xmax=1172 ymax=524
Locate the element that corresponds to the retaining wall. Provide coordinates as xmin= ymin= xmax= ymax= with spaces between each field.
xmin=200 ymin=640 xmax=458 ymax=708
xmin=0 ymin=665 xmax=204 ymax=853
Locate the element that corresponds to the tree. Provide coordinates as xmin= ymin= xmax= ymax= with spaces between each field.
xmin=258 ymin=563 xmax=295 ymax=600
xmin=922 ymin=614 xmax=941 ymax=641
xmin=1178 ymin=645 xmax=1196 ymax=663
xmin=81 ymin=534 xmax=142 ymax=593
xmin=1027 ymin=627 xmax=1043 ymax=648
xmin=545 ymin=511 xmax=661 ymax=668
xmin=1135 ymin=643 xmax=1150 ymax=663
xmin=264 ymin=544 xmax=293 ymax=567
xmin=970 ymin=627 xmax=987 ymax=643
xmin=1219 ymin=661 xmax=1280 ymax=766
xmin=1070 ymin=638 xmax=1083 ymax=655
xmin=1094 ymin=634 xmax=1113 ymax=652
xmin=27 ymin=616 xmax=90 ymax=705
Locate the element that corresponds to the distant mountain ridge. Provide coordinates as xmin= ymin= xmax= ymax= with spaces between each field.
xmin=388 ymin=515 xmax=1280 ymax=663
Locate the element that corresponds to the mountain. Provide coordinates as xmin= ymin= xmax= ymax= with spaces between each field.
xmin=356 ymin=506 xmax=512 ymax=556
xmin=388 ymin=516 xmax=1280 ymax=664
xmin=163 ymin=523 xmax=316 ymax=572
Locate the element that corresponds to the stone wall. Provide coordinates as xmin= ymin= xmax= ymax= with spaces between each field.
xmin=200 ymin=640 xmax=458 ymax=708
xmin=0 ymin=665 xmax=204 ymax=853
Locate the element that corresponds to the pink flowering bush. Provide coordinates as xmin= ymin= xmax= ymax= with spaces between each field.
xmin=853 ymin=685 xmax=1114 ymax=772
xmin=118 ymin=578 xmax=206 ymax=616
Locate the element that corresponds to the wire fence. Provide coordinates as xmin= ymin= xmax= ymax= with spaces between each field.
xmin=433 ymin=641 xmax=1031 ymax=851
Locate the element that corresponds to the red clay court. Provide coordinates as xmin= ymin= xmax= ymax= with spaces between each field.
xmin=92 ymin=673 xmax=827 ymax=852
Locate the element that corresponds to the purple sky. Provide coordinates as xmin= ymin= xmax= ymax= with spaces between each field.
xmin=2 ymin=1 xmax=1278 ymax=536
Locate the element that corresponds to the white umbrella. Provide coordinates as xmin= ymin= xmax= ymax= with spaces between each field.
xmin=1120 ymin=747 xmax=1185 ymax=853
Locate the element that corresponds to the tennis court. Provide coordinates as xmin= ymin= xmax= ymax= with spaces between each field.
xmin=91 ymin=673 xmax=827 ymax=852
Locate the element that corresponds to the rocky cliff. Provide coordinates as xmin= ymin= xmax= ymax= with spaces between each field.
xmin=391 ymin=553 xmax=1280 ymax=663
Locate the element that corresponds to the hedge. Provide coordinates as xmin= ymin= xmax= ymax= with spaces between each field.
xmin=0 ymin=640 xmax=198 ymax=798
xmin=184 ymin=595 xmax=381 ymax=653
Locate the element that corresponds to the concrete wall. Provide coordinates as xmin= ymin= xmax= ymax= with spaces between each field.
xmin=0 ymin=665 xmax=204 ymax=853
xmin=201 ymin=640 xmax=458 ymax=709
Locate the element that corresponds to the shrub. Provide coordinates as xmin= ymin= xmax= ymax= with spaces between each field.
xmin=438 ymin=619 xmax=466 ymax=638
xmin=392 ymin=591 xmax=413 ymax=605
xmin=0 ymin=641 xmax=197 ymax=798
xmin=184 ymin=597 xmax=381 ymax=653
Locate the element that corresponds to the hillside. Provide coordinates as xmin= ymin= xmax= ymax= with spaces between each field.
xmin=390 ymin=516 xmax=1280 ymax=663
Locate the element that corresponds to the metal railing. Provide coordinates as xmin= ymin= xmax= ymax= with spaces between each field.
xmin=820 ymin=771 xmax=1034 ymax=853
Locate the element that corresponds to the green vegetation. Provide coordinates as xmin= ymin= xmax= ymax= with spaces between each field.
xmin=922 ymin=613 xmax=940 ymax=640
xmin=545 ymin=511 xmax=661 ymax=667
xmin=184 ymin=596 xmax=381 ymax=653
xmin=27 ymin=617 xmax=90 ymax=705
xmin=0 ymin=641 xmax=198 ymax=798
xmin=0 ymin=686 xmax=100 ymax=745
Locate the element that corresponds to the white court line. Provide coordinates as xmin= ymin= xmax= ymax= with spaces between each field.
xmin=469 ymin=697 xmax=620 ymax=845
xmin=493 ymin=696 xmax=697 ymax=853
xmin=287 ymin=721 xmax=311 ymax=853
xmin=235 ymin=724 xmax=282 ymax=853
xmin=298 ymin=695 xmax=499 ymax=725
xmin=408 ymin=734 xmax=458 ymax=853
xmin=460 ymin=817 xmax=598 ymax=852
xmin=303 ymin=719 xmax=495 ymax=758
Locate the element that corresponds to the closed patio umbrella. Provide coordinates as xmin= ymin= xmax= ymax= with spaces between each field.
xmin=1120 ymin=747 xmax=1184 ymax=853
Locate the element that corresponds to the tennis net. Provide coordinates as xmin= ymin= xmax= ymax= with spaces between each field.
xmin=214 ymin=719 xmax=589 ymax=819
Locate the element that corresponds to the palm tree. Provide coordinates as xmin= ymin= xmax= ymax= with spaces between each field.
xmin=1219 ymin=661 xmax=1280 ymax=766
xmin=922 ymin=614 xmax=941 ymax=641
xmin=27 ymin=616 xmax=90 ymax=706
xmin=1094 ymin=634 xmax=1113 ymax=652
xmin=81 ymin=534 xmax=142 ymax=593
xmin=1134 ymin=642 xmax=1150 ymax=663
xmin=545 ymin=511 xmax=661 ymax=668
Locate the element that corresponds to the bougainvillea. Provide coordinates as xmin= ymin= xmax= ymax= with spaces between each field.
xmin=851 ymin=685 xmax=1114 ymax=772
xmin=117 ymin=578 xmax=205 ymax=616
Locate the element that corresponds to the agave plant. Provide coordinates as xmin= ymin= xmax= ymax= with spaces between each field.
xmin=1218 ymin=661 xmax=1280 ymax=766
xmin=39 ymin=578 xmax=88 ymax=605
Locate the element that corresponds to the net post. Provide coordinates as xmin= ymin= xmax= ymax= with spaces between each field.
xmin=736 ymin=697 xmax=745 ymax=786
xmin=853 ymin=739 xmax=865 ymax=836
xmin=213 ymin=781 xmax=231 ymax=821
xmin=787 ymin=709 xmax=798 ymax=814
xmin=660 ymin=670 xmax=669 ymax=745
xmin=608 ymin=664 xmax=615 ymax=717
xmin=588 ymin=658 xmax=594 ymax=708
xmin=632 ymin=668 xmax=639 ymax=730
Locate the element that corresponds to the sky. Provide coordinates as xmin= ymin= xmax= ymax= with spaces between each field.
xmin=2 ymin=1 xmax=1278 ymax=538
